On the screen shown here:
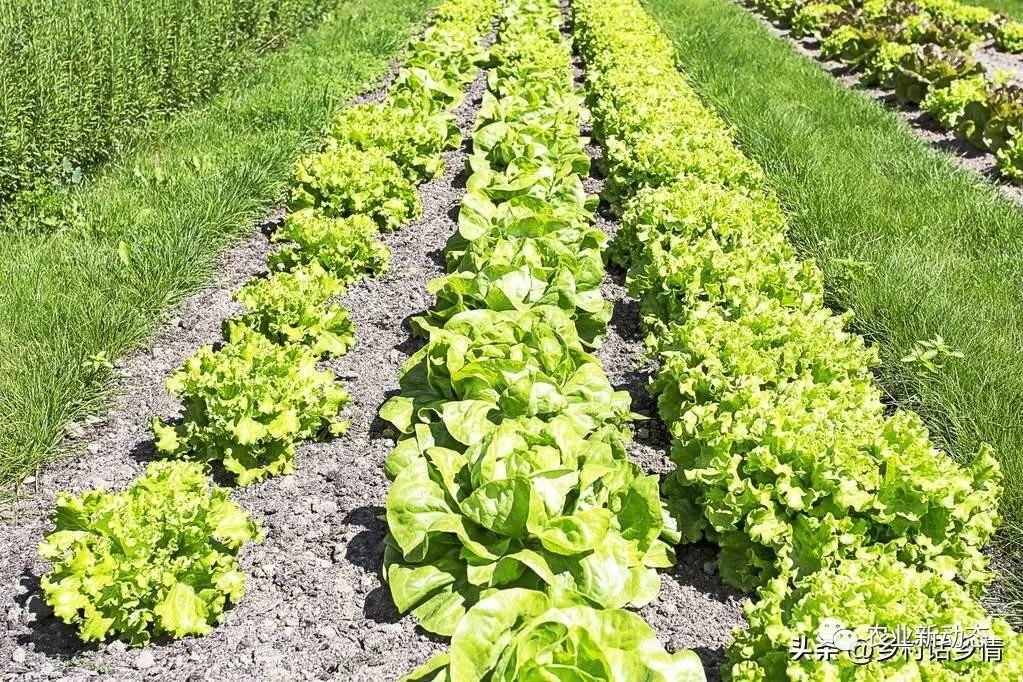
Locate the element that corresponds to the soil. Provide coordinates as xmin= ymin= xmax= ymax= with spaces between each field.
xmin=736 ymin=1 xmax=1023 ymax=206
xmin=0 ymin=11 xmax=747 ymax=682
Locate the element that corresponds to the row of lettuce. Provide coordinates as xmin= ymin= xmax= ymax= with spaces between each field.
xmin=378 ymin=1 xmax=704 ymax=679
xmin=34 ymin=0 xmax=495 ymax=648
xmin=749 ymin=0 xmax=1023 ymax=181
xmin=573 ymin=0 xmax=1021 ymax=679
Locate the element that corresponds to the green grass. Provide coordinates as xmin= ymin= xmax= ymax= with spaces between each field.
xmin=972 ymin=0 xmax=1023 ymax=20
xmin=0 ymin=0 xmax=343 ymax=220
xmin=0 ymin=0 xmax=431 ymax=491
xmin=643 ymin=0 xmax=1023 ymax=617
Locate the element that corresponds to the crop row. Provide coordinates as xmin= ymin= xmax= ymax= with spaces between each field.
xmin=748 ymin=0 xmax=1023 ymax=181
xmin=379 ymin=0 xmax=704 ymax=679
xmin=35 ymin=0 xmax=497 ymax=648
xmin=572 ymin=0 xmax=1022 ymax=678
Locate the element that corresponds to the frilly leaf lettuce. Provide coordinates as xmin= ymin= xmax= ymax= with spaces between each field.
xmin=289 ymin=142 xmax=421 ymax=232
xmin=39 ymin=461 xmax=262 ymax=645
xmin=269 ymin=209 xmax=390 ymax=284
xmin=654 ymin=299 xmax=1000 ymax=591
xmin=153 ymin=327 xmax=350 ymax=485
xmin=228 ymin=262 xmax=355 ymax=358
xmin=573 ymin=0 xmax=1005 ymax=637
xmin=726 ymin=552 xmax=1023 ymax=681
xmin=329 ymin=99 xmax=460 ymax=183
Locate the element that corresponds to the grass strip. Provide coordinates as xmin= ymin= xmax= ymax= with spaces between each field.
xmin=644 ymin=0 xmax=1023 ymax=591
xmin=0 ymin=0 xmax=432 ymax=492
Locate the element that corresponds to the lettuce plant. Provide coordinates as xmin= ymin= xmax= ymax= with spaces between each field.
xmin=996 ymin=128 xmax=1023 ymax=181
xmin=404 ymin=589 xmax=706 ymax=681
xmin=790 ymin=2 xmax=845 ymax=39
xmin=572 ymin=0 xmax=763 ymax=205
xmin=448 ymin=192 xmax=605 ymax=270
xmin=894 ymin=44 xmax=984 ymax=104
xmin=153 ymin=328 xmax=350 ymax=485
xmin=387 ymin=0 xmax=495 ymax=109
xmin=860 ymin=41 xmax=915 ymax=87
xmin=383 ymin=416 xmax=672 ymax=635
xmin=39 ymin=461 xmax=262 ymax=645
xmin=627 ymin=232 xmax=823 ymax=336
xmin=450 ymin=192 xmax=600 ymax=273
xmin=726 ymin=552 xmax=1023 ymax=681
xmin=270 ymin=208 xmax=390 ymax=284
xmin=229 ymin=262 xmax=354 ymax=358
xmin=654 ymin=300 xmax=1001 ymax=591
xmin=921 ymin=75 xmax=989 ymax=129
xmin=329 ymin=99 xmax=460 ymax=182
xmin=289 ymin=143 xmax=421 ymax=231
xmin=957 ymin=84 xmax=1023 ymax=151
xmin=574 ymin=0 xmax=1005 ymax=628
xmin=379 ymin=308 xmax=632 ymax=445
xmin=610 ymin=177 xmax=785 ymax=269
xmin=420 ymin=234 xmax=610 ymax=345
xmin=996 ymin=20 xmax=1023 ymax=53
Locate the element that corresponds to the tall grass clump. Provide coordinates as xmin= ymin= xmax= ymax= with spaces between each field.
xmin=0 ymin=0 xmax=337 ymax=229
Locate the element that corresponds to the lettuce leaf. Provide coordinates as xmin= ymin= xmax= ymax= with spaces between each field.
xmin=38 ymin=461 xmax=262 ymax=645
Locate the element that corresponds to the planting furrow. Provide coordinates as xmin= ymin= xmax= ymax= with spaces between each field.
xmin=379 ymin=0 xmax=706 ymax=679
xmin=1 ymin=0 xmax=501 ymax=677
xmin=572 ymin=0 xmax=1022 ymax=679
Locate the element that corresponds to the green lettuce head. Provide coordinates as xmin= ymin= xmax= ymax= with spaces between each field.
xmin=383 ymin=415 xmax=672 ymax=635
xmin=404 ymin=589 xmax=706 ymax=681
xmin=39 ymin=461 xmax=262 ymax=645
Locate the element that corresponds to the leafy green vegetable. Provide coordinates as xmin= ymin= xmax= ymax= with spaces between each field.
xmin=229 ymin=262 xmax=355 ymax=358
xmin=329 ymin=99 xmax=461 ymax=182
xmin=403 ymin=589 xmax=706 ymax=681
xmin=743 ymin=0 xmax=1023 ymax=180
xmin=894 ymin=45 xmax=983 ymax=104
xmin=790 ymin=2 xmax=844 ymax=39
xmin=860 ymin=41 xmax=915 ymax=88
xmin=727 ymin=552 xmax=1023 ymax=681
xmin=380 ymin=308 xmax=632 ymax=443
xmin=270 ymin=208 xmax=390 ymax=284
xmin=573 ymin=0 xmax=1004 ymax=606
xmin=290 ymin=143 xmax=421 ymax=232
xmin=957 ymin=83 xmax=1023 ymax=152
xmin=996 ymin=128 xmax=1023 ymax=182
xmin=39 ymin=461 xmax=261 ymax=645
xmin=996 ymin=20 xmax=1023 ymax=53
xmin=419 ymin=234 xmax=610 ymax=346
xmin=153 ymin=327 xmax=350 ymax=485
xmin=654 ymin=301 xmax=1001 ymax=590
xmin=921 ymin=75 xmax=989 ymax=128
xmin=383 ymin=416 xmax=671 ymax=635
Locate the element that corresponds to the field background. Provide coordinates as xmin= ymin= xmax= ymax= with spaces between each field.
xmin=0 ymin=0 xmax=345 ymax=231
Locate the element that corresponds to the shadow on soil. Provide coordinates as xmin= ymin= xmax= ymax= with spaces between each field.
xmin=342 ymin=506 xmax=402 ymax=625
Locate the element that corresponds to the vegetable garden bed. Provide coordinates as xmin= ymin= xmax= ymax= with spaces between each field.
xmin=1 ymin=0 xmax=1020 ymax=679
